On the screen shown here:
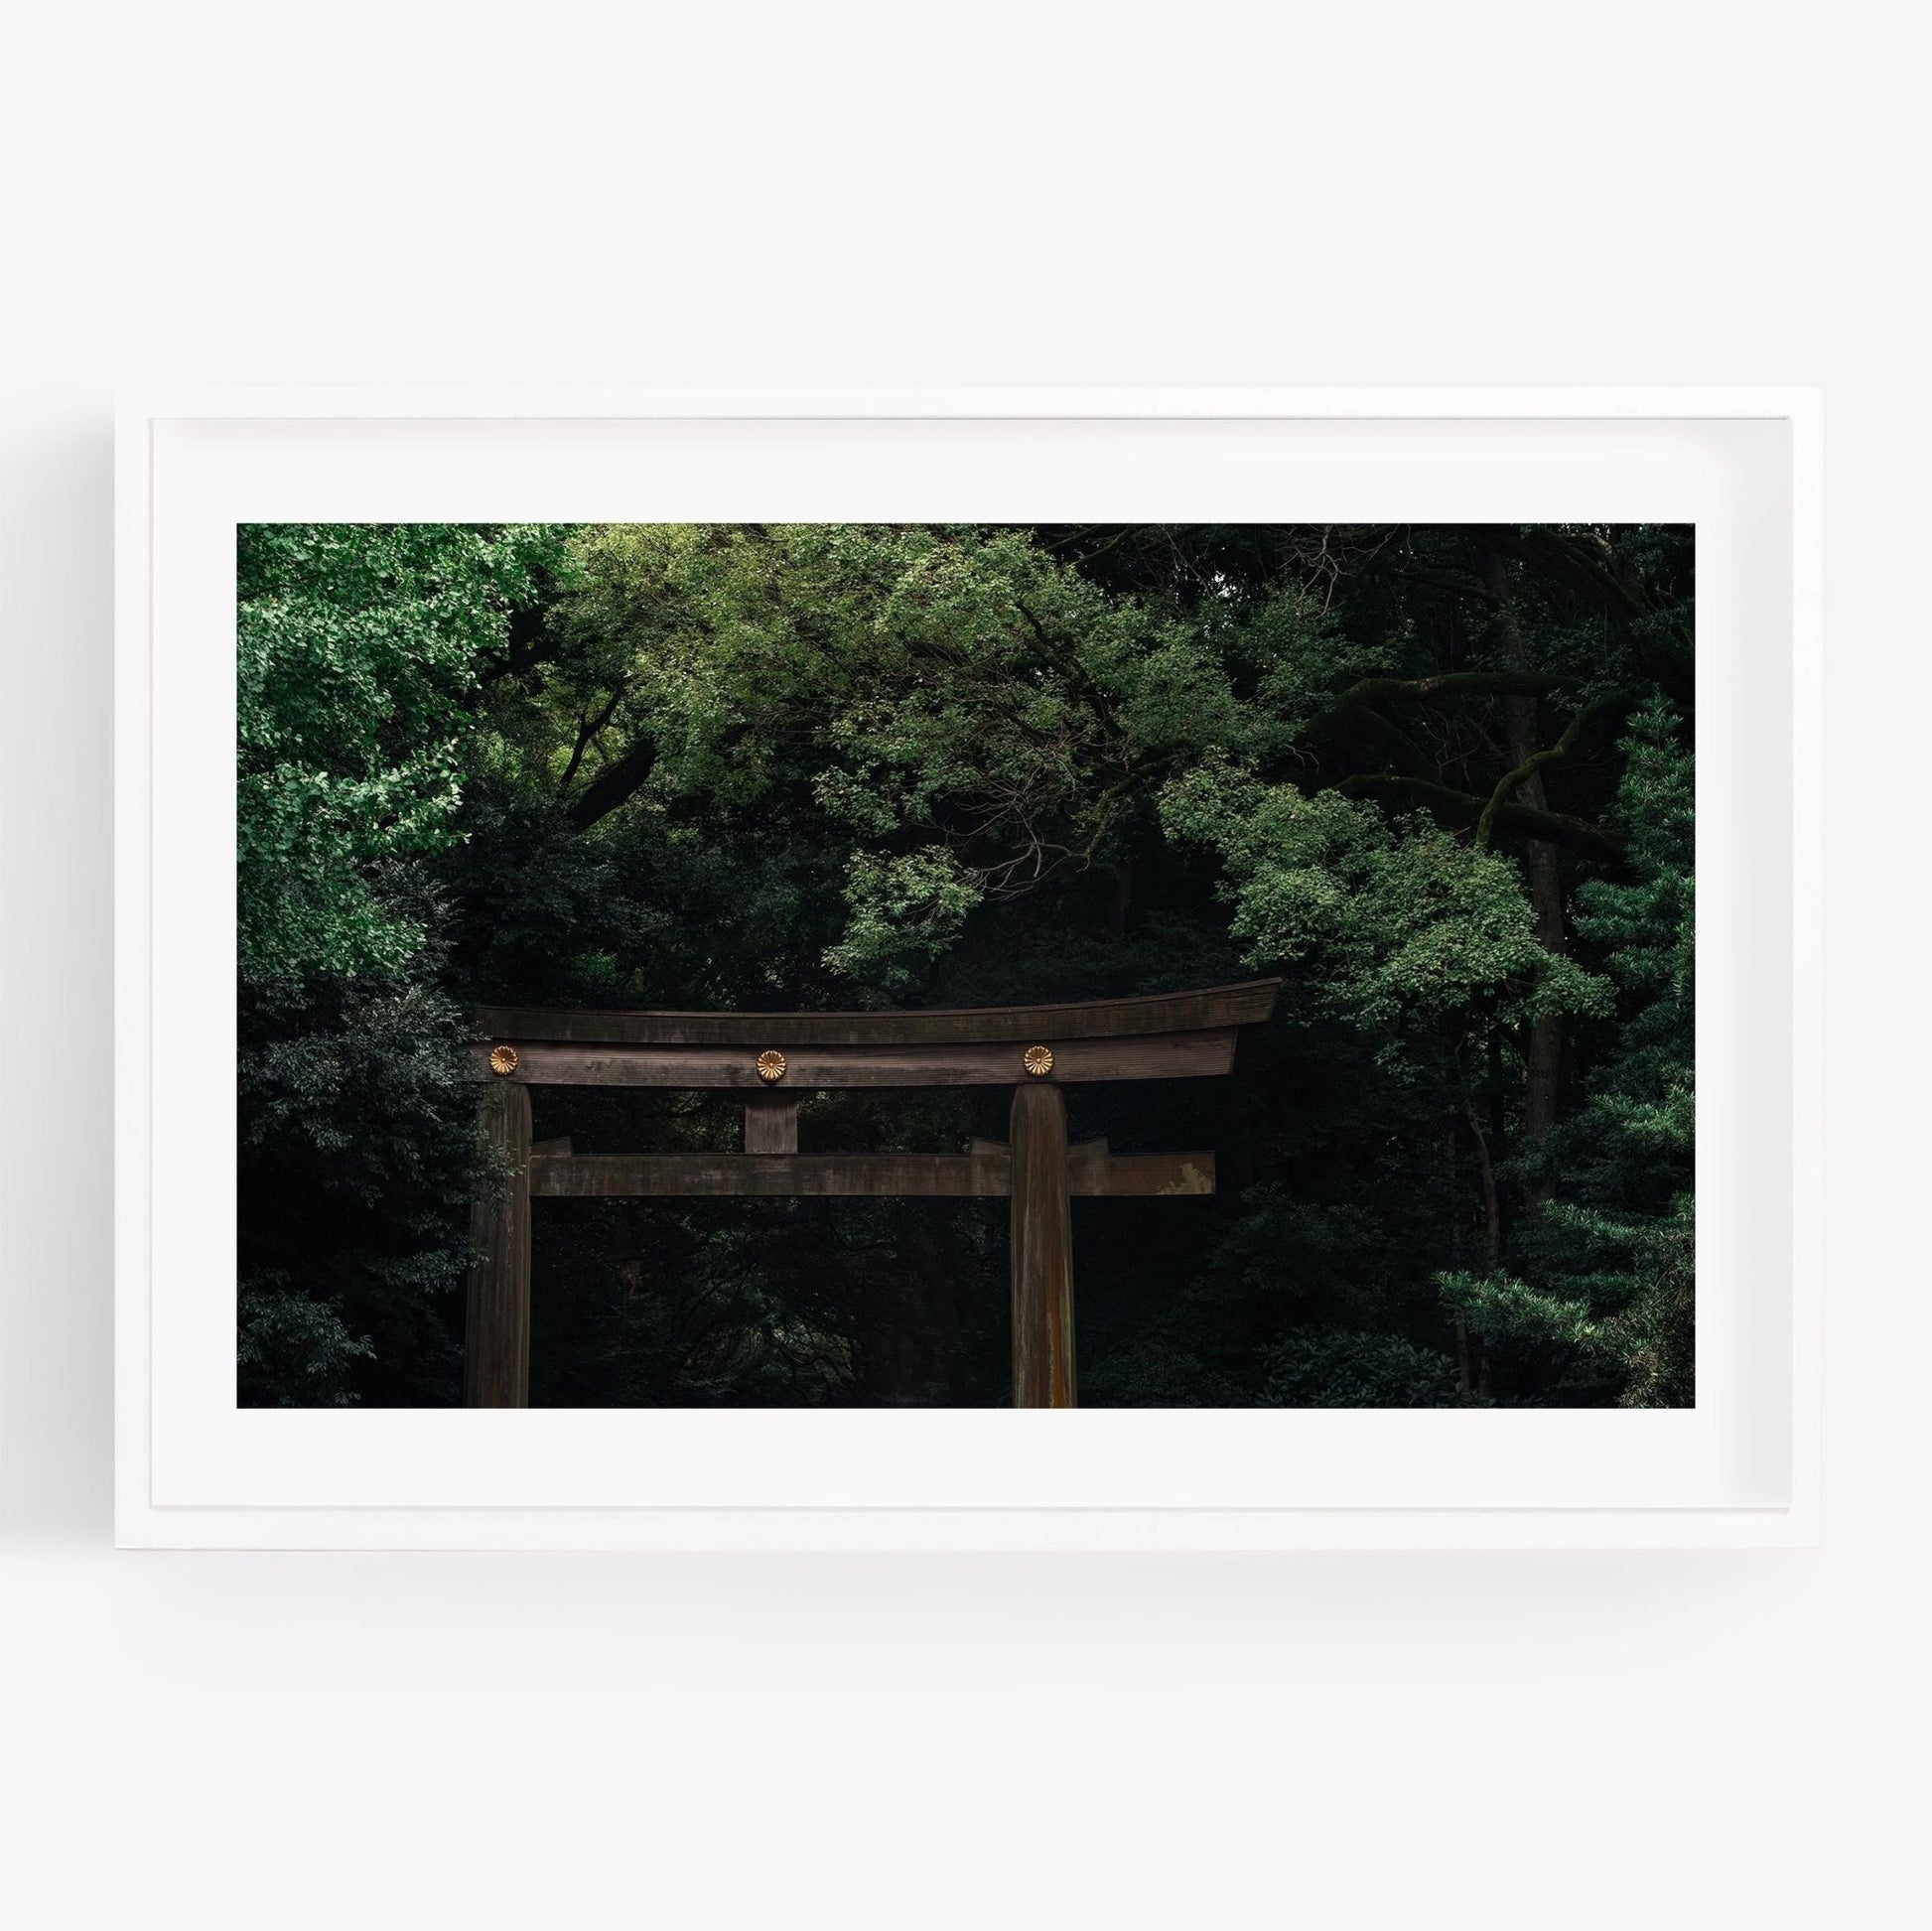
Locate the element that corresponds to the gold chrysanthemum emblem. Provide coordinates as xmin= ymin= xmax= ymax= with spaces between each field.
xmin=1023 ymin=1044 xmax=1053 ymax=1077
xmin=488 ymin=1044 xmax=519 ymax=1076
xmin=756 ymin=1049 xmax=787 ymax=1083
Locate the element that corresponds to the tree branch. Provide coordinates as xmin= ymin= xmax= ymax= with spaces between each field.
xmin=565 ymin=738 xmax=658 ymax=829
xmin=1475 ymin=689 xmax=1637 ymax=849
xmin=478 ymin=600 xmax=556 ymax=686
xmin=557 ymin=688 xmax=625 ymax=796
xmin=1336 ymin=773 xmax=1626 ymax=866
xmin=1311 ymin=670 xmax=1568 ymax=739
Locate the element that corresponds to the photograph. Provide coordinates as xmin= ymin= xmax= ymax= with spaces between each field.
xmin=236 ymin=519 xmax=1696 ymax=1412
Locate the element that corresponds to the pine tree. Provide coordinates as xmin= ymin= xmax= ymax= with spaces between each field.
xmin=1437 ymin=696 xmax=1694 ymax=1404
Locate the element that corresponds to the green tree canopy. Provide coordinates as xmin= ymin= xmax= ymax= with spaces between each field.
xmin=237 ymin=522 xmax=572 ymax=980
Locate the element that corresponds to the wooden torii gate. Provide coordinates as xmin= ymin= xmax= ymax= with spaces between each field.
xmin=464 ymin=978 xmax=1279 ymax=1408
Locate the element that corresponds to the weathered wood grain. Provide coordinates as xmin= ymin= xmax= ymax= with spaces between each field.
xmin=473 ymin=1029 xmax=1238 ymax=1089
xmin=464 ymin=1080 xmax=532 ymax=1409
xmin=743 ymin=1097 xmax=799 ymax=1154
xmin=525 ymin=1149 xmax=1213 ymax=1198
xmin=1009 ymin=1081 xmax=1076 ymax=1407
xmin=967 ymin=1137 xmax=1109 ymax=1159
xmin=1077 ymin=1152 xmax=1214 ymax=1196
xmin=473 ymin=978 xmax=1280 ymax=1048
xmin=530 ymin=1153 xmax=1010 ymax=1197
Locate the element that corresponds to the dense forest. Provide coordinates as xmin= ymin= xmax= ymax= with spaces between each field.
xmin=236 ymin=521 xmax=1694 ymax=1409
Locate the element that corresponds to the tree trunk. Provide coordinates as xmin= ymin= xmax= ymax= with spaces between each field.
xmin=1448 ymin=1128 xmax=1471 ymax=1397
xmin=1483 ymin=549 xmax=1567 ymax=1167
xmin=1466 ymin=1092 xmax=1502 ymax=1403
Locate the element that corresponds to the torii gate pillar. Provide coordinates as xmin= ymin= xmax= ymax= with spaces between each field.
xmin=465 ymin=1078 xmax=531 ymax=1409
xmin=1009 ymin=1080 xmax=1075 ymax=1407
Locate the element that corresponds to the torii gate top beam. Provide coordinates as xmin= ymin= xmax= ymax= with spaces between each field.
xmin=475 ymin=979 xmax=1281 ymax=1047
xmin=472 ymin=978 xmax=1281 ymax=1089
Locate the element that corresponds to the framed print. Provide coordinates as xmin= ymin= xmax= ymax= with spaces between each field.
xmin=114 ymin=389 xmax=1822 ymax=1548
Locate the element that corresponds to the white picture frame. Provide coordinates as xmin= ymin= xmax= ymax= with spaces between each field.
xmin=115 ymin=389 xmax=1822 ymax=1549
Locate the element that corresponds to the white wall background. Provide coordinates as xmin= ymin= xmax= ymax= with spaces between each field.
xmin=0 ymin=4 xmax=1916 ymax=1924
